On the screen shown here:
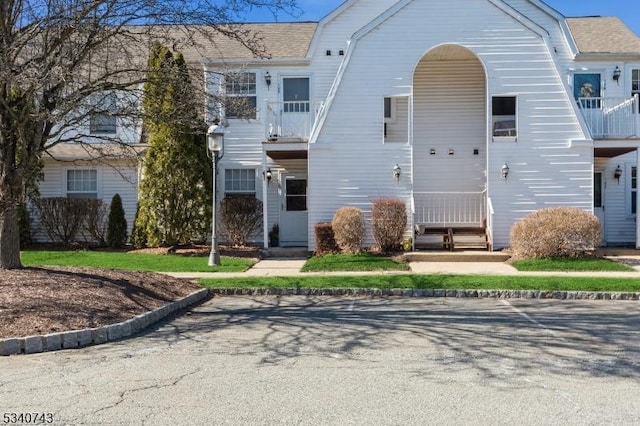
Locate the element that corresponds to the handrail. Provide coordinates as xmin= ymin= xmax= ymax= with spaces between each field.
xmin=577 ymin=95 xmax=640 ymax=139
xmin=577 ymin=96 xmax=639 ymax=139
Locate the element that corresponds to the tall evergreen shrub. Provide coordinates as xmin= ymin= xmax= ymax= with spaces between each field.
xmin=106 ymin=194 xmax=128 ymax=248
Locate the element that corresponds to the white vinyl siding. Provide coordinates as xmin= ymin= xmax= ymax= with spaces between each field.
xmin=413 ymin=58 xmax=486 ymax=194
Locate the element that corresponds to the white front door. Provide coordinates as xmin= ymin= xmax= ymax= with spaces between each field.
xmin=594 ymin=172 xmax=605 ymax=245
xmin=280 ymin=175 xmax=308 ymax=246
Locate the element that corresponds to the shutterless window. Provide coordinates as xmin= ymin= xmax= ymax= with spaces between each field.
xmin=594 ymin=172 xmax=602 ymax=208
xmin=225 ymin=73 xmax=257 ymax=119
xmin=492 ymin=96 xmax=517 ymax=137
xmin=90 ymin=93 xmax=117 ymax=134
xmin=67 ymin=169 xmax=97 ymax=199
xmin=224 ymin=169 xmax=256 ymax=194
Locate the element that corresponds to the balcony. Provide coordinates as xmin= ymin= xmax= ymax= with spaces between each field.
xmin=578 ymin=95 xmax=640 ymax=139
xmin=264 ymin=101 xmax=323 ymax=143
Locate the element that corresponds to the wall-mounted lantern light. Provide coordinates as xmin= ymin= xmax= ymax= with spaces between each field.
xmin=614 ymin=164 xmax=622 ymax=183
xmin=393 ymin=164 xmax=401 ymax=181
xmin=264 ymin=72 xmax=272 ymax=89
xmin=501 ymin=163 xmax=510 ymax=180
xmin=264 ymin=168 xmax=272 ymax=183
xmin=613 ymin=66 xmax=622 ymax=85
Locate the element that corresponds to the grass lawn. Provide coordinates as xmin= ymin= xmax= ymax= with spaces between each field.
xmin=21 ymin=250 xmax=254 ymax=273
xmin=301 ymin=253 xmax=409 ymax=272
xmin=199 ymin=274 xmax=640 ymax=292
xmin=511 ymin=257 xmax=634 ymax=272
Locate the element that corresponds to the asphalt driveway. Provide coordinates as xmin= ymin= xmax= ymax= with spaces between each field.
xmin=2 ymin=296 xmax=640 ymax=425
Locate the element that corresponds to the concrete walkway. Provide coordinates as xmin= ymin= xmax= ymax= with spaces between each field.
xmin=165 ymin=254 xmax=640 ymax=280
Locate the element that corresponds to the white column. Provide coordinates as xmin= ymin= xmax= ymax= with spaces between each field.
xmin=262 ymin=151 xmax=269 ymax=249
xmin=636 ymin=149 xmax=640 ymax=249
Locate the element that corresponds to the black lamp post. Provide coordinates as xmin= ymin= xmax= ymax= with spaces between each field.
xmin=207 ymin=124 xmax=225 ymax=266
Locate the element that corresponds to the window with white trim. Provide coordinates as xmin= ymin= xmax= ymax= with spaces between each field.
xmin=90 ymin=92 xmax=117 ymax=134
xmin=574 ymin=73 xmax=602 ymax=109
xmin=492 ymin=96 xmax=517 ymax=138
xmin=224 ymin=168 xmax=256 ymax=195
xmin=225 ymin=72 xmax=257 ymax=119
xmin=67 ymin=169 xmax=97 ymax=199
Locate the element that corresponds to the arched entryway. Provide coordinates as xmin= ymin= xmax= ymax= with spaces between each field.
xmin=412 ymin=44 xmax=489 ymax=247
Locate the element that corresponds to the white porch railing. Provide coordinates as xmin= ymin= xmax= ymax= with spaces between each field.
xmin=486 ymin=196 xmax=495 ymax=250
xmin=578 ymin=95 xmax=640 ymax=139
xmin=264 ymin=101 xmax=324 ymax=141
xmin=413 ymin=191 xmax=487 ymax=227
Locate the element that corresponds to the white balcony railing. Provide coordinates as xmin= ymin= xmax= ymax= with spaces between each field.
xmin=264 ymin=101 xmax=324 ymax=142
xmin=413 ymin=191 xmax=487 ymax=227
xmin=578 ymin=95 xmax=640 ymax=139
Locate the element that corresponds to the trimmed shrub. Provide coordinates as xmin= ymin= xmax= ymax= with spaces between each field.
xmin=106 ymin=194 xmax=128 ymax=248
xmin=314 ymin=222 xmax=339 ymax=255
xmin=371 ymin=198 xmax=407 ymax=252
xmin=83 ymin=199 xmax=108 ymax=246
xmin=332 ymin=207 xmax=365 ymax=254
xmin=510 ymin=207 xmax=601 ymax=258
xmin=220 ymin=195 xmax=263 ymax=247
xmin=34 ymin=197 xmax=87 ymax=247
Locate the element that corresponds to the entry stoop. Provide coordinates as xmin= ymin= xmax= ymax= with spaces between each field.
xmin=404 ymin=251 xmax=511 ymax=263
xmin=263 ymin=247 xmax=311 ymax=258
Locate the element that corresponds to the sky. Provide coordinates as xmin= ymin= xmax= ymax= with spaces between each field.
xmin=244 ymin=0 xmax=640 ymax=36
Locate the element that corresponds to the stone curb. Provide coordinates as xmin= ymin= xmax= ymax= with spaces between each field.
xmin=0 ymin=288 xmax=210 ymax=356
xmin=210 ymin=287 xmax=640 ymax=301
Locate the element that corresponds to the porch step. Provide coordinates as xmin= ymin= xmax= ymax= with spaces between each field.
xmin=404 ymin=251 xmax=511 ymax=263
xmin=414 ymin=224 xmax=491 ymax=251
xmin=263 ymin=247 xmax=311 ymax=259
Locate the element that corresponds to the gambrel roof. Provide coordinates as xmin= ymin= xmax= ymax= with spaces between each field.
xmin=566 ymin=17 xmax=640 ymax=55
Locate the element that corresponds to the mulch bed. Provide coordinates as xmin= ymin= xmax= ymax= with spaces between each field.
xmin=0 ymin=267 xmax=202 ymax=339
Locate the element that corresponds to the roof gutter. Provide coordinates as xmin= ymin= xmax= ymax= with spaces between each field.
xmin=574 ymin=52 xmax=640 ymax=61
xmin=201 ymin=57 xmax=311 ymax=67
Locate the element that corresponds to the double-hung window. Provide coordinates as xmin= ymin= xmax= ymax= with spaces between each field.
xmin=90 ymin=92 xmax=117 ymax=134
xmin=67 ymin=169 xmax=97 ymax=199
xmin=225 ymin=72 xmax=257 ymax=119
xmin=224 ymin=168 xmax=256 ymax=196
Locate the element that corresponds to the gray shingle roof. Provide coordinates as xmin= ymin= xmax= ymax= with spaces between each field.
xmin=566 ymin=17 xmax=640 ymax=54
xmin=164 ymin=22 xmax=318 ymax=63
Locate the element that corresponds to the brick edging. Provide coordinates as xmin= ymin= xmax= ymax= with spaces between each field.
xmin=0 ymin=288 xmax=210 ymax=356
xmin=210 ymin=287 xmax=640 ymax=301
